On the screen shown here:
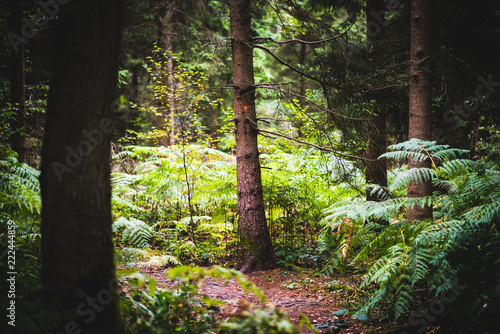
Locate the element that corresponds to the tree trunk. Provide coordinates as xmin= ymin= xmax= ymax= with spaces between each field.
xmin=469 ymin=110 xmax=481 ymax=159
xmin=230 ymin=0 xmax=276 ymax=273
xmin=157 ymin=2 xmax=175 ymax=146
xmin=407 ymin=0 xmax=433 ymax=222
xmin=365 ymin=113 xmax=387 ymax=200
xmin=8 ymin=0 xmax=27 ymax=163
xmin=296 ymin=41 xmax=307 ymax=138
xmin=365 ymin=0 xmax=388 ymax=201
xmin=40 ymin=1 xmax=124 ymax=333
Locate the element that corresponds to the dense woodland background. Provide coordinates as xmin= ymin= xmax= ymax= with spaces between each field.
xmin=1 ymin=0 xmax=500 ymax=333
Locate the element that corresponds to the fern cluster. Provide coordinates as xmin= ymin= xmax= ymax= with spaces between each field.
xmin=0 ymin=145 xmax=41 ymax=218
xmin=320 ymin=139 xmax=500 ymax=331
xmin=111 ymin=144 xmax=240 ymax=265
xmin=111 ymin=141 xmax=359 ymax=266
xmin=0 ymin=145 xmax=42 ymax=295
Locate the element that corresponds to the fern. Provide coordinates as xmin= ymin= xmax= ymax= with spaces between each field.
xmin=113 ymin=217 xmax=152 ymax=249
xmin=0 ymin=157 xmax=41 ymax=216
xmin=322 ymin=140 xmax=500 ymax=327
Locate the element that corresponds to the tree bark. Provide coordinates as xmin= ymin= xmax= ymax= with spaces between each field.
xmin=365 ymin=0 xmax=388 ymax=201
xmin=157 ymin=2 xmax=175 ymax=146
xmin=469 ymin=110 xmax=481 ymax=159
xmin=40 ymin=1 xmax=124 ymax=333
xmin=8 ymin=0 xmax=27 ymax=163
xmin=365 ymin=112 xmax=387 ymax=200
xmin=407 ymin=0 xmax=433 ymax=222
xmin=296 ymin=41 xmax=307 ymax=138
xmin=230 ymin=0 xmax=276 ymax=273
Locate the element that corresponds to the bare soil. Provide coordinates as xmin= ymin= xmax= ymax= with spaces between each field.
xmin=136 ymin=265 xmax=386 ymax=333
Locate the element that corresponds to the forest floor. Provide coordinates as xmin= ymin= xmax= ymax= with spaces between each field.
xmin=135 ymin=264 xmax=395 ymax=334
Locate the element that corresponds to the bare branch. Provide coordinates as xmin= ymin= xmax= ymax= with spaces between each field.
xmin=256 ymin=84 xmax=365 ymax=121
xmin=252 ymin=25 xmax=354 ymax=45
xmin=252 ymin=43 xmax=315 ymax=80
xmin=256 ymin=127 xmax=376 ymax=162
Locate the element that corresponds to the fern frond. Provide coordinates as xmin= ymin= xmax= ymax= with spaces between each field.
xmin=393 ymin=277 xmax=415 ymax=320
xmin=439 ymin=159 xmax=479 ymax=178
xmin=113 ymin=217 xmax=152 ymax=248
xmin=390 ymin=168 xmax=437 ymax=192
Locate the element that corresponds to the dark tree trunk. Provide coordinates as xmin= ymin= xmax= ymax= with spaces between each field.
xmin=230 ymin=0 xmax=276 ymax=273
xmin=209 ymin=102 xmax=221 ymax=142
xmin=296 ymin=41 xmax=307 ymax=138
xmin=8 ymin=0 xmax=27 ymax=163
xmin=469 ymin=110 xmax=481 ymax=159
xmin=365 ymin=0 xmax=388 ymax=201
xmin=407 ymin=0 xmax=433 ymax=222
xmin=365 ymin=113 xmax=387 ymax=200
xmin=40 ymin=1 xmax=124 ymax=333
xmin=131 ymin=65 xmax=139 ymax=102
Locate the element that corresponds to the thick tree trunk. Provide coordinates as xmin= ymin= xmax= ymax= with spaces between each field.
xmin=230 ymin=0 xmax=276 ymax=273
xmin=8 ymin=0 xmax=27 ymax=163
xmin=365 ymin=0 xmax=388 ymax=201
xmin=40 ymin=1 xmax=124 ymax=333
xmin=407 ymin=0 xmax=433 ymax=222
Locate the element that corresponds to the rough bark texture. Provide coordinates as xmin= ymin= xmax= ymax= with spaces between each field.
xmin=230 ymin=0 xmax=276 ymax=273
xmin=407 ymin=0 xmax=433 ymax=222
xmin=8 ymin=0 xmax=27 ymax=163
xmin=365 ymin=0 xmax=388 ymax=201
xmin=40 ymin=1 xmax=124 ymax=333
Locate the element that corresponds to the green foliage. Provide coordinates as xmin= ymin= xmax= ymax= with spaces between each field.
xmin=111 ymin=136 xmax=357 ymax=267
xmin=111 ymin=143 xmax=239 ymax=265
xmin=320 ymin=140 xmax=500 ymax=329
xmin=0 ymin=146 xmax=41 ymax=216
xmin=0 ymin=145 xmax=42 ymax=295
xmin=124 ymin=46 xmax=216 ymax=147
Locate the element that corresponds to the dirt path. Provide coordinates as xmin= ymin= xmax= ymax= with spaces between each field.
xmin=138 ymin=265 xmax=376 ymax=333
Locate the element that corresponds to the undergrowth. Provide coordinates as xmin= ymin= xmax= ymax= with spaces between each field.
xmin=319 ymin=139 xmax=500 ymax=332
xmin=120 ymin=265 xmax=314 ymax=334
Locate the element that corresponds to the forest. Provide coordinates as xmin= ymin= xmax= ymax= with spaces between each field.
xmin=1 ymin=0 xmax=500 ymax=333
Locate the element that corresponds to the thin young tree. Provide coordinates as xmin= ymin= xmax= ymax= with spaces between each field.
xmin=8 ymin=0 xmax=26 ymax=163
xmin=365 ymin=0 xmax=388 ymax=201
xmin=40 ymin=0 xmax=125 ymax=332
xmin=407 ymin=0 xmax=433 ymax=221
xmin=229 ymin=0 xmax=276 ymax=273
